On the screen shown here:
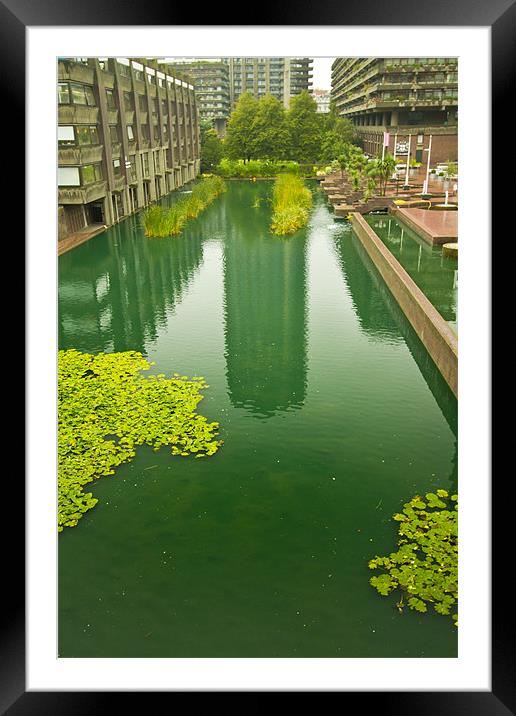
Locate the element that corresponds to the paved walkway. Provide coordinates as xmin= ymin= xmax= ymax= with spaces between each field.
xmin=58 ymin=223 xmax=107 ymax=256
xmin=394 ymin=207 xmax=458 ymax=245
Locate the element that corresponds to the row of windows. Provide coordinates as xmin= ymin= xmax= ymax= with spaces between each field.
xmin=58 ymin=163 xmax=103 ymax=186
xmin=384 ymin=57 xmax=457 ymax=66
xmin=58 ymin=120 xmax=188 ymax=147
xmin=58 ymin=82 xmax=96 ymax=106
xmin=58 ymin=125 xmax=99 ymax=146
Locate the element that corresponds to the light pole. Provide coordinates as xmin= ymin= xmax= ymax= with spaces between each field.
xmin=404 ymin=134 xmax=412 ymax=189
xmin=423 ymin=134 xmax=433 ymax=195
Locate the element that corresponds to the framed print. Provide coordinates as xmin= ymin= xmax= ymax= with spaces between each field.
xmin=6 ymin=0 xmax=506 ymax=708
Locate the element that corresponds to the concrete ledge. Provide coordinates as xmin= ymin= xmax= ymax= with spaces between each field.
xmin=351 ymin=213 xmax=458 ymax=397
xmin=392 ymin=206 xmax=458 ymax=245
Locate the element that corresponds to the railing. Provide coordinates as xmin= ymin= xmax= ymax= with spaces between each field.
xmin=58 ymin=60 xmax=95 ymax=85
xmin=58 ymin=105 xmax=99 ymax=124
xmin=101 ymin=71 xmax=115 ymax=89
xmin=58 ymin=180 xmax=107 ymax=204
xmin=58 ymin=144 xmax=104 ymax=166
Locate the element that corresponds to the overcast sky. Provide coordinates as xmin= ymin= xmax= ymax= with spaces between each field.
xmin=311 ymin=57 xmax=335 ymax=91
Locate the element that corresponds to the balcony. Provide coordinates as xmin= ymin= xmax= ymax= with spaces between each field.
xmin=107 ymin=109 xmax=119 ymax=124
xmin=101 ymin=71 xmax=115 ymax=89
xmin=59 ymin=105 xmax=99 ymax=124
xmin=113 ymin=175 xmax=126 ymax=192
xmin=58 ymin=180 xmax=107 ymax=205
xmin=58 ymin=60 xmax=95 ymax=85
xmin=111 ymin=142 xmax=121 ymax=159
xmin=118 ymin=75 xmax=132 ymax=92
xmin=58 ymin=144 xmax=104 ymax=166
xmin=125 ymin=110 xmax=135 ymax=125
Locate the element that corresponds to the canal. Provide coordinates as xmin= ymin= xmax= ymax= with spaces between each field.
xmin=58 ymin=181 xmax=458 ymax=658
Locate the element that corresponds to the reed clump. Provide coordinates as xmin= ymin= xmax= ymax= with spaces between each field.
xmin=143 ymin=176 xmax=226 ymax=237
xmin=270 ymin=174 xmax=312 ymax=236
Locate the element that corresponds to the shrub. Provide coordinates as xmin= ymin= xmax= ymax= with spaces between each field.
xmin=143 ymin=176 xmax=226 ymax=237
xmin=270 ymin=174 xmax=312 ymax=235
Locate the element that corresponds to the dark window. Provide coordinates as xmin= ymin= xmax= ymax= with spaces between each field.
xmin=106 ymin=89 xmax=116 ymax=110
xmin=139 ymin=95 xmax=147 ymax=111
xmin=76 ymin=125 xmax=99 ymax=145
xmin=113 ymin=158 xmax=122 ymax=176
xmin=81 ymin=163 xmax=103 ymax=184
xmin=109 ymin=125 xmax=119 ymax=143
xmin=123 ymin=92 xmax=133 ymax=111
xmin=69 ymin=82 xmax=96 ymax=106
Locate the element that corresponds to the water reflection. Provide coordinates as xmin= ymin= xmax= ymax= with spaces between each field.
xmin=339 ymin=232 xmax=458 ymax=489
xmin=222 ymin=182 xmax=308 ymax=418
xmin=365 ymin=215 xmax=458 ymax=331
xmin=333 ymin=226 xmax=402 ymax=345
xmin=58 ymin=214 xmax=205 ymax=354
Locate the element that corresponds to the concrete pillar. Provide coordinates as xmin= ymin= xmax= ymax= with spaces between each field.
xmin=391 ymin=110 xmax=399 ymax=127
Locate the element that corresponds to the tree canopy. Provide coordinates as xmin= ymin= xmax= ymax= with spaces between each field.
xmin=221 ymin=90 xmax=361 ymax=165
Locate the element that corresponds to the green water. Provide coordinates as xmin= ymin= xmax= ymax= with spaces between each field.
xmin=58 ymin=181 xmax=457 ymax=658
xmin=364 ymin=213 xmax=458 ymax=333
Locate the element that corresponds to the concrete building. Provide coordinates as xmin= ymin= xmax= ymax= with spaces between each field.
xmin=159 ymin=60 xmax=231 ymax=137
xmin=225 ymin=57 xmax=313 ymax=109
xmin=58 ymin=57 xmax=201 ymax=243
xmin=313 ymin=88 xmax=331 ymax=113
xmin=331 ymin=57 xmax=458 ymax=164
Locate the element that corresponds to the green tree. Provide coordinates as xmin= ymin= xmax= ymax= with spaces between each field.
xmin=321 ymin=115 xmax=359 ymax=162
xmin=223 ymin=92 xmax=260 ymax=162
xmin=251 ymin=95 xmax=290 ymax=160
xmin=200 ymin=122 xmax=223 ymax=172
xmin=287 ymin=91 xmax=323 ymax=163
xmin=366 ymin=153 xmax=396 ymax=196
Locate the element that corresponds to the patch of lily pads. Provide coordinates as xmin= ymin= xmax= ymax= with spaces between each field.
xmin=368 ymin=490 xmax=458 ymax=625
xmin=58 ymin=349 xmax=222 ymax=532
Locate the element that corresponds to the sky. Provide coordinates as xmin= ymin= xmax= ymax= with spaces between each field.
xmin=311 ymin=57 xmax=335 ymax=91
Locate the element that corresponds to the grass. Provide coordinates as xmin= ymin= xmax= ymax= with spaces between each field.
xmin=270 ymin=174 xmax=312 ymax=236
xmin=143 ymin=176 xmax=227 ymax=238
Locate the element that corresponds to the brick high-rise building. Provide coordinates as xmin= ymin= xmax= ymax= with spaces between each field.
xmin=331 ymin=57 xmax=458 ymax=164
xmin=57 ymin=57 xmax=200 ymax=242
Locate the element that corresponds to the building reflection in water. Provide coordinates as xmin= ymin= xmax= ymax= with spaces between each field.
xmin=334 ymin=230 xmax=457 ymax=489
xmin=222 ymin=182 xmax=308 ymax=418
xmin=58 ymin=212 xmax=205 ymax=355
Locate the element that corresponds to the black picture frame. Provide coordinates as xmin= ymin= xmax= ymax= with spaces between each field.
xmin=7 ymin=0 xmax=505 ymax=710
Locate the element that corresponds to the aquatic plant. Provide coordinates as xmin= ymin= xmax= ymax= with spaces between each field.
xmin=270 ymin=174 xmax=312 ymax=235
xmin=143 ymin=176 xmax=226 ymax=237
xmin=58 ymin=349 xmax=222 ymax=531
xmin=368 ymin=489 xmax=458 ymax=625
